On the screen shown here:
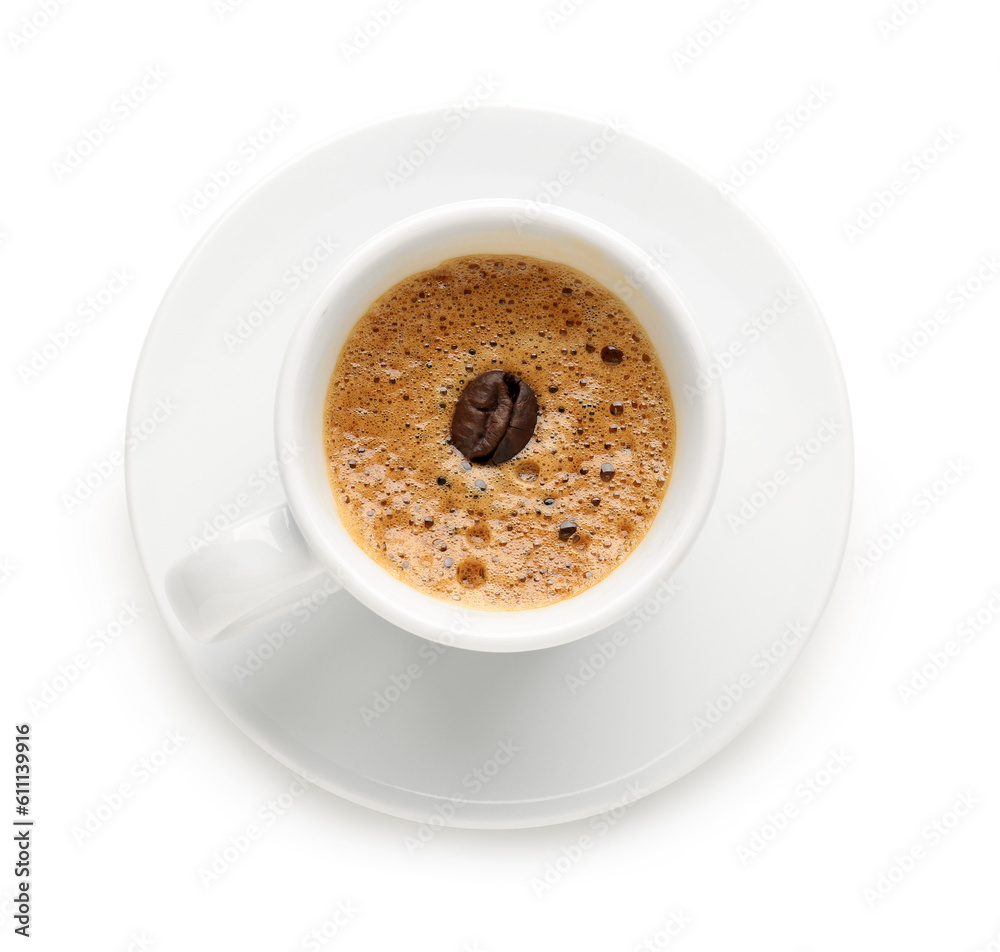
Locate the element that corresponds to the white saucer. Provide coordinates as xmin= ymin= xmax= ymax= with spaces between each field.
xmin=126 ymin=105 xmax=853 ymax=829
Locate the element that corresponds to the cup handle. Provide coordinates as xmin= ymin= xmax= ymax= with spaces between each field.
xmin=164 ymin=504 xmax=331 ymax=643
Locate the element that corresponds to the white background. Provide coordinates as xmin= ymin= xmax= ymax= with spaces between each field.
xmin=4 ymin=0 xmax=1000 ymax=949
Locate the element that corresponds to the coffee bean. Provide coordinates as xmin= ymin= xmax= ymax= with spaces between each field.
xmin=558 ymin=520 xmax=577 ymax=541
xmin=451 ymin=370 xmax=538 ymax=464
xmin=600 ymin=463 xmax=615 ymax=481
xmin=601 ymin=345 xmax=623 ymax=365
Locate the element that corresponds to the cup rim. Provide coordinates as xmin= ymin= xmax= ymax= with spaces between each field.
xmin=275 ymin=198 xmax=725 ymax=652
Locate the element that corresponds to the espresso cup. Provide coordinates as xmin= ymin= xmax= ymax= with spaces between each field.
xmin=165 ymin=199 xmax=725 ymax=652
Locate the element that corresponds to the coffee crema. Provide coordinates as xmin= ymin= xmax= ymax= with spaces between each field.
xmin=322 ymin=254 xmax=676 ymax=610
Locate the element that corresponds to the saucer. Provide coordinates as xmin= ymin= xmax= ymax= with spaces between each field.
xmin=126 ymin=105 xmax=853 ymax=829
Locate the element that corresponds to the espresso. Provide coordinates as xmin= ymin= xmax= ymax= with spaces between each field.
xmin=323 ymin=254 xmax=676 ymax=611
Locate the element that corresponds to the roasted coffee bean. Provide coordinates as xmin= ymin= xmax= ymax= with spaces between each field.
xmin=451 ymin=370 xmax=538 ymax=464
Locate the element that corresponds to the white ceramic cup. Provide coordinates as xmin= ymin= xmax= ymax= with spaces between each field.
xmin=165 ymin=199 xmax=725 ymax=652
